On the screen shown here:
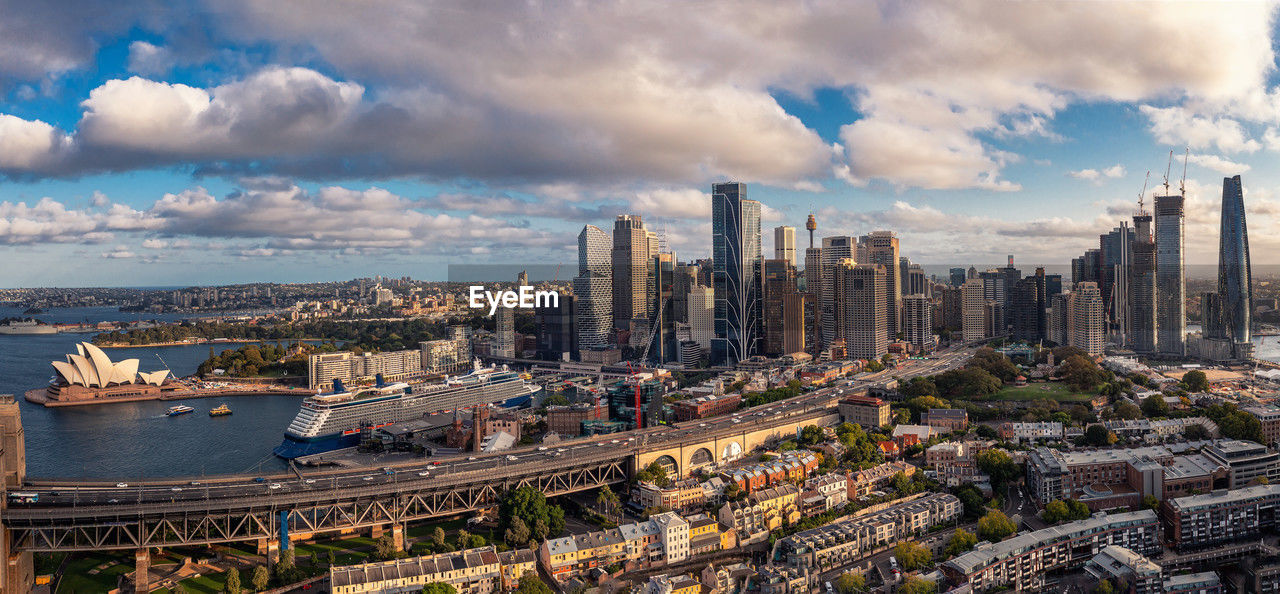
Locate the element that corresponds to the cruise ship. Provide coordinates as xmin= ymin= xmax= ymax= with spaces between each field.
xmin=272 ymin=362 xmax=540 ymax=459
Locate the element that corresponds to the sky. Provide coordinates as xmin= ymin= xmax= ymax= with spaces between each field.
xmin=3 ymin=1 xmax=1280 ymax=287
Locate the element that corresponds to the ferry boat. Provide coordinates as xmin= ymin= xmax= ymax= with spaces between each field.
xmin=272 ymin=361 xmax=540 ymax=459
xmin=166 ymin=405 xmax=195 ymax=416
xmin=209 ymin=404 xmax=232 ymax=417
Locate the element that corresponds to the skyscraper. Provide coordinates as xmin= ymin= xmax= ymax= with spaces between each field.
xmin=762 ymin=258 xmax=797 ymax=357
xmin=820 ymin=236 xmax=857 ymax=348
xmin=1129 ymin=204 xmax=1157 ymax=354
xmin=495 ymin=272 xmax=517 ymax=358
xmin=612 ymin=215 xmax=653 ymax=329
xmin=842 ymin=263 xmax=887 ymax=361
xmin=1217 ymin=175 xmax=1252 ymax=345
xmin=950 ymin=267 xmax=967 ymax=288
xmin=1100 ymin=223 xmax=1132 ymax=343
xmin=864 ymin=231 xmax=901 ymax=340
xmin=961 ymin=279 xmax=986 ymax=344
xmin=902 ymin=294 xmax=933 ymax=353
xmin=1069 ymin=282 xmax=1105 ymax=355
xmin=1009 ymin=276 xmax=1041 ymax=342
xmin=711 ymin=182 xmax=763 ymax=365
xmin=774 ymin=226 xmax=797 ymax=268
xmin=573 ymin=225 xmax=613 ymax=353
xmin=687 ymin=285 xmax=714 ymax=353
xmin=1155 ymin=193 xmax=1186 ymax=356
xmin=648 ymin=253 xmax=678 ymax=363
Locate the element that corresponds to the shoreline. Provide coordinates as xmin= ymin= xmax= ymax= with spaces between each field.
xmin=95 ymin=338 xmax=332 ymax=348
xmin=24 ymin=386 xmax=312 ymax=408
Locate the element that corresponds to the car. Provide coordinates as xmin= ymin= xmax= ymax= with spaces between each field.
xmin=507 ymin=455 xmax=518 ymax=461
xmin=253 ymin=477 xmax=266 ymax=483
xmin=116 ymin=482 xmax=129 ymax=488
xmin=418 ymin=471 xmax=430 ymax=477
xmin=611 ymin=439 xmax=619 ymax=444
xmin=170 ymin=487 xmax=182 ymax=492
xmin=363 ymin=476 xmax=374 ymax=481
xmin=537 ymin=446 xmax=547 ymax=451
xmin=268 ymin=483 xmax=282 ymax=490
xmin=383 ymin=467 xmax=395 ymax=475
xmin=189 ymin=481 xmax=201 ymax=486
xmin=304 ymin=478 xmax=316 ymax=484
xmin=468 ymin=456 xmax=477 ymax=461
xmin=431 ymin=461 xmax=442 ymax=466
xmin=108 ymin=498 xmax=119 ymax=504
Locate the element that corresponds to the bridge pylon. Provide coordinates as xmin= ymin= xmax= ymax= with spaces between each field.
xmin=0 ymin=396 xmax=32 ymax=594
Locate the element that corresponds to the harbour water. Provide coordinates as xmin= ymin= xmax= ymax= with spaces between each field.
xmin=0 ymin=306 xmax=301 ymax=479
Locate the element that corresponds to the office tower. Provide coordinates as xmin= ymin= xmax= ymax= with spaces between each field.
xmin=774 ymin=226 xmax=797 ymax=267
xmin=1033 ymin=268 xmax=1048 ymax=339
xmin=950 ymin=268 xmax=967 ymax=288
xmin=961 ymin=279 xmax=986 ymax=344
xmin=820 ymin=236 xmax=857 ymax=347
xmin=902 ymin=294 xmax=933 ymax=353
xmin=1071 ymin=249 xmax=1101 ymax=287
xmin=782 ymin=292 xmax=812 ymax=355
xmin=535 ymin=294 xmax=576 ymax=361
xmin=574 ymin=225 xmax=613 ymax=353
xmin=1155 ymin=193 xmax=1186 ymax=356
xmin=648 ymin=253 xmax=677 ymax=363
xmin=612 ymin=215 xmax=653 ymax=329
xmin=842 ymin=263 xmax=888 ymax=360
xmin=762 ymin=259 xmax=797 ymax=357
xmin=1009 ymin=277 xmax=1041 ymax=342
xmin=906 ymin=261 xmax=927 ymax=297
xmin=495 ymin=274 xmax=517 ymax=358
xmin=967 ymin=266 xmax=978 ymax=280
xmin=1045 ymin=274 xmax=1063 ymax=298
xmin=1100 ymin=223 xmax=1132 ymax=343
xmin=939 ymin=286 xmax=963 ymax=332
xmin=671 ymin=265 xmax=698 ymax=324
xmin=1069 ymin=282 xmax=1105 ymax=355
xmin=978 ymin=270 xmax=1006 ymax=336
xmin=688 ymin=285 xmax=714 ymax=353
xmin=711 ymin=182 xmax=763 ymax=365
xmin=864 ymin=231 xmax=901 ymax=340
xmin=1130 ymin=202 xmax=1157 ymax=354
xmin=1047 ymin=293 xmax=1070 ymax=345
xmin=1217 ymin=175 xmax=1252 ymax=345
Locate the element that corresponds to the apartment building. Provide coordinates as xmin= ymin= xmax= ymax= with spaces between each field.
xmin=719 ymin=451 xmax=819 ymax=494
xmin=1083 ymin=546 xmax=1163 ymax=594
xmin=1244 ymin=404 xmax=1280 ymax=447
xmin=308 ymin=348 xmax=425 ymax=390
xmin=652 ymin=512 xmax=690 ymax=564
xmin=496 ymin=550 xmax=536 ymax=590
xmin=1103 ymin=417 xmax=1220 ymax=443
xmin=806 ymin=473 xmax=848 ymax=511
xmin=847 ymin=461 xmax=917 ymax=498
xmin=921 ymin=408 xmax=969 ymax=432
xmin=718 ymin=484 xmax=801 ymax=541
xmin=777 ymin=493 xmax=962 ymax=572
xmin=999 ymin=421 xmax=1064 ymax=443
xmin=539 ymin=528 xmax=627 ymax=582
xmin=1025 ymin=444 xmax=1235 ymax=509
xmin=942 ymin=510 xmax=1161 ymax=591
xmin=1202 ymin=440 xmax=1280 ymax=488
xmin=838 ymin=394 xmax=890 ymax=429
xmin=671 ymin=392 xmax=742 ymax=421
xmin=924 ymin=441 xmax=994 ymax=487
xmin=1163 ymin=484 xmax=1280 ymax=550
xmin=330 ymin=546 xmax=505 ymax=594
xmin=633 ymin=479 xmax=706 ymax=513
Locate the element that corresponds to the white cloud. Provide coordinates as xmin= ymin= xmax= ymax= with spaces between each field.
xmin=126 ymin=41 xmax=173 ymax=76
xmin=1067 ymin=164 xmax=1126 ymax=184
xmin=0 ymin=114 xmax=73 ymax=170
xmin=1186 ymin=153 xmax=1250 ymax=175
xmin=1139 ymin=105 xmax=1262 ymax=153
xmin=101 ymin=246 xmax=135 ymax=259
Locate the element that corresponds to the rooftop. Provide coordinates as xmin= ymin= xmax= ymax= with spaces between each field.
xmin=944 ymin=511 xmax=1158 ymax=576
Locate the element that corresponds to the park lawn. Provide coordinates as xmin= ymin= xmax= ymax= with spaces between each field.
xmin=991 ymin=382 xmax=1097 ymax=402
xmin=55 ymin=552 xmax=133 ymax=593
xmin=291 ymin=536 xmax=374 ymax=566
xmin=406 ymin=517 xmax=467 ymax=539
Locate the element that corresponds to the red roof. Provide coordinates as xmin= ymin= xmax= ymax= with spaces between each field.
xmin=878 ymin=441 xmax=899 ymax=454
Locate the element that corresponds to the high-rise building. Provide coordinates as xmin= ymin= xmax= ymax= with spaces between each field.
xmin=648 ymin=253 xmax=678 ymax=363
xmin=902 ymin=294 xmax=933 ymax=353
xmin=863 ymin=231 xmax=901 ymax=340
xmin=687 ymin=285 xmax=715 ymax=354
xmin=978 ymin=270 xmax=1006 ymax=337
xmin=612 ymin=215 xmax=653 ymax=329
xmin=1047 ymin=293 xmax=1070 ymax=346
xmin=574 ymin=225 xmax=613 ymax=353
xmin=842 ymin=263 xmax=888 ymax=361
xmin=782 ymin=292 xmax=812 ymax=355
xmin=1155 ymin=193 xmax=1186 ymax=357
xmin=1045 ymin=274 xmax=1063 ymax=297
xmin=961 ymin=279 xmax=986 ymax=344
xmin=804 ymin=245 xmax=823 ymax=345
xmin=495 ymin=277 xmax=516 ymax=358
xmin=1069 ymin=282 xmax=1105 ymax=356
xmin=1099 ymin=224 xmax=1132 ymax=344
xmin=1217 ymin=175 xmax=1252 ymax=345
xmin=820 ymin=236 xmax=857 ymax=348
xmin=671 ymin=265 xmax=698 ymax=324
xmin=762 ymin=259 xmax=797 ymax=357
xmin=950 ymin=267 xmax=967 ymax=288
xmin=535 ymin=294 xmax=576 ymax=361
xmin=1009 ymin=277 xmax=1042 ymax=342
xmin=1130 ymin=205 xmax=1157 ymax=354
xmin=711 ymin=182 xmax=762 ymax=365
xmin=939 ymin=286 xmax=963 ymax=332
xmin=774 ymin=226 xmax=797 ymax=268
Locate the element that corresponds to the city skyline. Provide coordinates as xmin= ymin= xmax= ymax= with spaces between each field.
xmin=3 ymin=3 xmax=1280 ymax=287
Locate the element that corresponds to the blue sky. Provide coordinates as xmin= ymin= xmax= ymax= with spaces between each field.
xmin=2 ymin=1 xmax=1280 ymax=286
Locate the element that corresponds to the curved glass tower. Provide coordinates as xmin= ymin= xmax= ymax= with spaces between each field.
xmin=1217 ymin=175 xmax=1252 ymax=344
xmin=711 ymin=182 xmax=762 ymax=365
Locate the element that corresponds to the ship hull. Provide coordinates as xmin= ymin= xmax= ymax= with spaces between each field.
xmin=273 ymin=432 xmax=361 ymax=459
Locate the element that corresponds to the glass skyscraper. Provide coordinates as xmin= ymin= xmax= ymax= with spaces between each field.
xmin=1154 ymin=193 xmax=1185 ymax=357
xmin=574 ymin=224 xmax=613 ymax=352
xmin=711 ymin=182 xmax=762 ymax=365
xmin=1216 ymin=175 xmax=1252 ymax=344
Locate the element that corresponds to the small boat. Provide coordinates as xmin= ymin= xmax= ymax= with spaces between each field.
xmin=166 ymin=405 xmax=195 ymax=416
xmin=209 ymin=404 xmax=232 ymax=417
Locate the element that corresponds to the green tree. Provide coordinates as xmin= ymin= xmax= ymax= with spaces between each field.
xmin=835 ymin=572 xmax=866 ymax=594
xmin=1141 ymin=394 xmax=1168 ymax=417
xmin=978 ymin=510 xmax=1016 ymax=542
xmin=327 ymin=549 xmax=337 ymax=567
xmin=976 ymin=449 xmax=1019 ymax=492
xmin=944 ymin=528 xmax=978 ymax=557
xmin=499 ymin=486 xmax=566 ymax=542
xmin=422 ymin=583 xmax=458 ymax=594
xmin=223 ymin=568 xmax=241 ymax=594
xmin=954 ymin=484 xmax=986 ymax=518
xmin=901 ymin=376 xmax=940 ymax=398
xmin=974 ymin=424 xmax=998 ymax=439
xmin=1085 ymin=424 xmax=1118 ymax=446
xmin=635 ymin=460 xmax=671 ymax=487
xmin=1059 ymin=354 xmax=1106 ymax=391
xmin=1184 ymin=423 xmax=1210 ymax=441
xmin=894 ymin=541 xmax=932 ymax=571
xmin=800 ymin=424 xmax=825 ymax=445
xmin=1182 ymin=370 xmax=1209 ymax=392
xmin=515 ymin=572 xmax=554 ymax=594
xmin=1141 ymin=494 xmax=1160 ymax=510
xmin=1042 ymin=499 xmax=1069 ymax=524
xmin=374 ymin=534 xmax=400 ymax=560
xmin=1115 ymin=402 xmax=1142 ymax=420
xmin=250 ymin=565 xmax=270 ymax=592
xmin=1065 ymin=499 xmax=1090 ymax=520
xmin=1094 ymin=579 xmax=1116 ymax=594
xmin=432 ymin=526 xmax=447 ymax=546
xmin=969 ymin=348 xmax=1019 ymax=381
xmin=898 ymin=576 xmax=937 ymax=594
xmin=505 ymin=516 xmax=532 ymax=546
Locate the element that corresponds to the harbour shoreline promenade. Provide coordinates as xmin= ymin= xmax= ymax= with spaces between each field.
xmin=23 ymin=385 xmax=312 ymax=407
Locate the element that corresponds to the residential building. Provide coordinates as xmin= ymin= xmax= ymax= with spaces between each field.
xmin=634 ymin=479 xmax=707 ymax=514
xmin=546 ymin=402 xmax=606 ymax=437
xmin=1084 ymin=546 xmax=1163 ymax=594
xmin=1214 ymin=175 xmax=1253 ymax=351
xmin=805 ymin=473 xmax=848 ymax=511
xmin=330 ymin=546 xmax=506 ymax=594
xmin=841 ymin=263 xmax=888 ymax=360
xmin=1244 ymin=404 xmax=1280 ymax=447
xmin=613 ymin=214 xmax=655 ymax=329
xmin=838 ymin=394 xmax=890 ymax=429
xmin=961 ymin=278 xmax=986 ymax=344
xmin=1130 ymin=205 xmax=1158 ymax=354
xmin=999 ymin=421 xmax=1064 ymax=443
xmin=762 ymin=258 xmax=797 ymax=357
xmin=1155 ymin=193 xmax=1186 ymax=357
xmin=942 ymin=510 xmax=1161 ymax=591
xmin=308 ymin=349 xmax=424 ymax=390
xmin=862 ymin=231 xmax=901 ymax=340
xmin=718 ymin=484 xmax=800 ymax=541
xmin=671 ymin=392 xmax=742 ymax=421
xmin=575 ymin=224 xmax=613 ymax=352
xmin=688 ymin=285 xmax=714 ymax=353
xmin=901 ymin=294 xmax=934 ymax=353
xmin=921 ymin=408 xmax=968 ymax=432
xmin=777 ymin=493 xmax=961 ymax=572
xmin=847 ymin=461 xmax=917 ymax=498
xmin=1202 ymin=439 xmax=1280 ymax=488
xmin=652 ymin=512 xmax=691 ymax=564
xmin=1069 ymin=282 xmax=1105 ymax=355
xmin=1025 ymin=444 xmax=1234 ymax=509
xmin=1164 ymin=484 xmax=1280 ymax=549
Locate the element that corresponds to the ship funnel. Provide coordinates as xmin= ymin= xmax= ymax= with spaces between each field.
xmin=333 ymin=379 xmax=345 ymax=393
xmin=375 ymin=373 xmax=385 ymax=388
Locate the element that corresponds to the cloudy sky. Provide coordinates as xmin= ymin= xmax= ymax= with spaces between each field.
xmin=2 ymin=1 xmax=1280 ymax=286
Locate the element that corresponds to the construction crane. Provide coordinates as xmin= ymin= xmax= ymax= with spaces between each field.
xmin=1178 ymin=147 xmax=1189 ymax=196
xmin=1136 ymin=171 xmax=1150 ymax=214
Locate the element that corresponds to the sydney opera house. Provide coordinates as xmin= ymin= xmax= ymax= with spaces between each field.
xmin=28 ymin=342 xmax=180 ymax=406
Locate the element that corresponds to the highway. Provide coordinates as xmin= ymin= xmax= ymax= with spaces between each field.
xmin=12 ymin=346 xmax=974 ymax=510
